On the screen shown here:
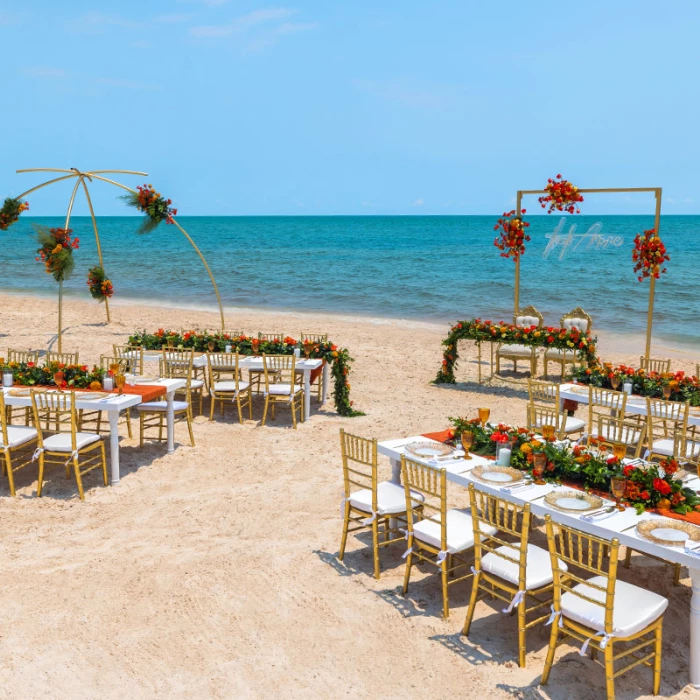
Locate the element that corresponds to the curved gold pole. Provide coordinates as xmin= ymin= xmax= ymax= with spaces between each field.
xmin=171 ymin=218 xmax=225 ymax=330
xmin=88 ymin=170 xmax=148 ymax=176
xmin=15 ymin=173 xmax=80 ymax=200
xmin=86 ymin=173 xmax=136 ymax=194
xmin=80 ymin=178 xmax=111 ymax=323
xmin=16 ymin=168 xmax=77 ymax=174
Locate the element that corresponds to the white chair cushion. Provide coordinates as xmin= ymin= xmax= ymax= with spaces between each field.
xmin=2 ymin=426 xmax=38 ymax=448
xmin=651 ymin=438 xmax=674 ymax=456
xmin=136 ymin=401 xmax=190 ymax=412
xmin=481 ymin=543 xmax=568 ymax=590
xmin=498 ymin=344 xmax=538 ymax=357
xmin=43 ymin=432 xmax=101 ymax=453
xmin=545 ymin=348 xmax=576 ymax=359
xmin=266 ymin=383 xmax=302 ymax=396
xmin=412 ymin=508 xmax=497 ymax=554
xmin=189 ymin=379 xmax=204 ymax=389
xmin=516 ymin=315 xmax=541 ymax=327
xmin=562 ymin=576 xmax=667 ymax=638
xmin=212 ymin=380 xmax=249 ymax=394
xmin=562 ymin=317 xmax=590 ymax=332
xmin=591 ymin=425 xmax=642 ymax=445
xmin=534 ymin=416 xmax=585 ymax=434
xmin=349 ymin=481 xmax=425 ymax=516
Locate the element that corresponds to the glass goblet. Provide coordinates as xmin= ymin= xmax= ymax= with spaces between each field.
xmin=478 ymin=407 xmax=490 ymax=428
xmin=611 ymin=476 xmax=627 ymax=511
xmin=208 ymin=340 xmax=216 ymax=352
xmin=541 ymin=424 xmax=556 ymax=442
xmin=662 ymin=384 xmax=672 ymax=400
xmin=613 ymin=442 xmax=626 ymax=462
xmin=53 ymin=371 xmax=65 ymax=391
xmin=114 ymin=372 xmax=126 ymax=395
xmin=303 ymin=342 xmax=314 ymax=359
xmin=461 ymin=431 xmax=474 ymax=460
xmin=611 ymin=375 xmax=621 ymax=391
xmin=532 ymin=452 xmax=547 ymax=485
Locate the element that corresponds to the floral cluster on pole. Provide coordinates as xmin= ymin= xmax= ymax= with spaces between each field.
xmin=0 ymin=197 xmax=29 ymax=230
xmin=87 ymin=265 xmax=114 ymax=302
xmin=122 ymin=184 xmax=177 ymax=234
xmin=538 ymin=174 xmax=583 ymax=214
xmin=632 ymin=228 xmax=669 ymax=281
xmin=35 ymin=226 xmax=79 ymax=282
xmin=493 ymin=209 xmax=530 ymax=260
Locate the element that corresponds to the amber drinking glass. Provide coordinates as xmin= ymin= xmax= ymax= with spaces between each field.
xmin=662 ymin=384 xmax=672 ymax=400
xmin=541 ymin=424 xmax=556 ymax=441
xmin=611 ymin=375 xmax=621 ymax=391
xmin=251 ymin=338 xmax=260 ymax=355
xmin=611 ymin=476 xmax=627 ymax=511
xmin=53 ymin=371 xmax=65 ymax=390
xmin=460 ymin=431 xmax=474 ymax=460
xmin=613 ymin=442 xmax=626 ymax=462
xmin=478 ymin=407 xmax=490 ymax=428
xmin=114 ymin=372 xmax=126 ymax=395
xmin=303 ymin=341 xmax=314 ymax=359
xmin=208 ymin=340 xmax=216 ymax=352
xmin=532 ymin=452 xmax=547 ymax=485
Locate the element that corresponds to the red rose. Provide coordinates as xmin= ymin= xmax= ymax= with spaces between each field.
xmin=653 ymin=478 xmax=672 ymax=496
xmin=623 ymin=465 xmax=636 ymax=477
xmin=640 ymin=491 xmax=649 ymax=500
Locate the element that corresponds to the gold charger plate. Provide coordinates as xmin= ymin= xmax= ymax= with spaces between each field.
xmin=544 ymin=490 xmax=603 ymax=513
xmin=404 ymin=441 xmax=454 ymax=459
xmin=636 ymin=518 xmax=700 ymax=546
xmin=7 ymin=387 xmax=31 ymax=397
xmin=470 ymin=465 xmax=525 ymax=485
xmin=76 ymin=392 xmax=111 ymax=401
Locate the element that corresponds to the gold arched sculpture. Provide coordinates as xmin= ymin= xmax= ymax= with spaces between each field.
xmin=9 ymin=168 xmax=225 ymax=352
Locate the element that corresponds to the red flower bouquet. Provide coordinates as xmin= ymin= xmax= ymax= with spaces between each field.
xmin=0 ymin=197 xmax=29 ymax=230
xmin=87 ymin=265 xmax=114 ymax=302
xmin=632 ymin=228 xmax=669 ymax=281
xmin=493 ymin=209 xmax=530 ymax=260
xmin=35 ymin=226 xmax=79 ymax=282
xmin=538 ymin=174 xmax=583 ymax=214
xmin=122 ymin=184 xmax=177 ymax=234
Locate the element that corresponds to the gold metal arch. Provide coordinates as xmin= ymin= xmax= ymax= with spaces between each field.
xmin=14 ymin=168 xmax=226 ymax=352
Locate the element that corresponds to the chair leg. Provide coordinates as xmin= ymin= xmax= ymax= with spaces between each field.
xmin=209 ymin=395 xmax=216 ymax=421
xmin=673 ymin=563 xmax=681 ymax=586
xmin=540 ymin=616 xmax=559 ymax=686
xmin=402 ymin=543 xmax=413 ymax=595
xmin=37 ymin=454 xmax=45 ymax=497
xmin=247 ymin=388 xmax=253 ymax=420
xmin=262 ymin=397 xmax=270 ymax=425
xmin=653 ymin=621 xmax=662 ymax=695
xmin=604 ymin=640 xmax=615 ymax=700
xmin=139 ymin=414 xmax=145 ymax=447
xmin=441 ymin=559 xmax=450 ymax=618
xmin=236 ymin=396 xmax=244 ymax=423
xmin=186 ymin=408 xmax=196 ymax=447
xmin=338 ymin=505 xmax=350 ymax=560
xmin=371 ymin=519 xmax=380 ymax=579
xmin=100 ymin=442 xmax=108 ymax=486
xmin=4 ymin=451 xmax=15 ymax=497
xmin=624 ymin=547 xmax=632 ymax=569
xmin=125 ymin=411 xmax=133 ymax=439
xmin=73 ymin=456 xmax=85 ymax=501
xmin=291 ymin=398 xmax=298 ymax=429
xmin=462 ymin=571 xmax=480 ymax=635
xmin=517 ymin=597 xmax=528 ymax=668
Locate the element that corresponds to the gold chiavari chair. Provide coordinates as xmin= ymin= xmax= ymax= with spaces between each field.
xmin=208 ymin=352 xmax=252 ymax=422
xmin=544 ymin=307 xmax=593 ymax=379
xmin=401 ymin=455 xmax=495 ymax=618
xmin=162 ymin=348 xmax=204 ymax=416
xmin=496 ymin=305 xmax=544 ymax=376
xmin=639 ymin=356 xmax=671 ymax=374
xmin=463 ymin=484 xmax=563 ymax=668
xmin=261 ymin=354 xmax=304 ymax=428
xmin=0 ymin=391 xmax=38 ymax=496
xmin=586 ymin=386 xmax=628 ymax=441
xmin=528 ymin=379 xmax=585 ymax=437
xmin=114 ymin=344 xmax=145 ymax=375
xmin=526 ymin=405 xmax=568 ymax=440
xmin=338 ymin=429 xmax=423 ymax=579
xmin=136 ymin=355 xmax=196 ymax=447
xmin=45 ymin=350 xmax=79 ymax=365
xmin=645 ymin=397 xmax=689 ymax=461
xmin=542 ymin=516 xmax=667 ymax=700
xmin=676 ymin=423 xmax=700 ymax=473
xmin=301 ymin=333 xmax=328 ymax=401
xmin=696 ymin=363 xmax=699 ymax=381
xmin=7 ymin=348 xmax=40 ymax=365
xmin=593 ymin=414 xmax=644 ymax=459
xmin=258 ymin=332 xmax=286 ymax=342
xmin=30 ymin=389 xmax=107 ymax=500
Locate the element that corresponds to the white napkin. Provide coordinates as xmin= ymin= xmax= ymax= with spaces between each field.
xmin=581 ymin=509 xmax=616 ymax=523
xmin=684 ymin=540 xmax=700 ymax=557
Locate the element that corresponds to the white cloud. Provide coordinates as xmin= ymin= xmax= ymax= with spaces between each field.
xmin=190 ymin=7 xmax=297 ymax=37
xmin=411 ymin=198 xmax=424 ymax=207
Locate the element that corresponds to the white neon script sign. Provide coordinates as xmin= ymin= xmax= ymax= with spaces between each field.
xmin=543 ymin=218 xmax=624 ymax=260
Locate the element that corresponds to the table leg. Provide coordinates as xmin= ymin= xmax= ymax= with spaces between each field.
xmin=321 ymin=362 xmax=329 ymax=405
xmin=303 ymin=370 xmax=311 ymax=422
xmin=390 ymin=457 xmax=401 ymax=485
xmin=166 ymin=390 xmax=175 ymax=454
xmin=108 ymin=412 xmax=120 ymax=485
xmin=690 ymin=567 xmax=700 ymax=688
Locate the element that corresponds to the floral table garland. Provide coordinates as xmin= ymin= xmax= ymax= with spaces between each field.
xmin=435 ymin=318 xmax=599 ymax=384
xmin=446 ymin=417 xmax=700 ymax=517
xmin=0 ymin=361 xmax=105 ymax=389
xmin=569 ymin=362 xmax=700 ymax=406
xmin=128 ymin=329 xmax=363 ymax=417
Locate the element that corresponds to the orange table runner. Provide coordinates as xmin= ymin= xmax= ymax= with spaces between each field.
xmin=23 ymin=384 xmax=167 ymax=404
xmin=421 ymin=429 xmax=700 ymax=526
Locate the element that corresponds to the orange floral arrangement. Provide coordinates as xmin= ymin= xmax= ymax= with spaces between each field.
xmin=0 ymin=197 xmax=29 ymax=230
xmin=122 ymin=184 xmax=177 ymax=234
xmin=35 ymin=226 xmax=79 ymax=282
xmin=538 ymin=174 xmax=583 ymax=214
xmin=493 ymin=209 xmax=530 ymax=260
xmin=632 ymin=228 xmax=669 ymax=281
xmin=87 ymin=265 xmax=114 ymax=302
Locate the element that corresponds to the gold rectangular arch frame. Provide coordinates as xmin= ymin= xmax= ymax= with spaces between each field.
xmin=514 ymin=187 xmax=662 ymax=363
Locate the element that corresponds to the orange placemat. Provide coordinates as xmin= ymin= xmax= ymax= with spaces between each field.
xmin=422 ymin=429 xmax=454 ymax=443
xmin=108 ymin=384 xmax=167 ymax=403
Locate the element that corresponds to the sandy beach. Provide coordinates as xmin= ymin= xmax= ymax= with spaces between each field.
xmin=1 ymin=292 xmax=699 ymax=699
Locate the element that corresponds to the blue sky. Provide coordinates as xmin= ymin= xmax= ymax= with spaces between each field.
xmin=2 ymin=0 xmax=699 ymax=216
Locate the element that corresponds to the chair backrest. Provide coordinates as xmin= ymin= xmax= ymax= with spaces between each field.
xmin=113 ymin=344 xmax=144 ymax=374
xmin=222 ymin=330 xmax=244 ymax=339
xmin=339 ymin=429 xmax=378 ymax=508
xmin=7 ymin=348 xmax=40 ymax=365
xmin=45 ymin=351 xmax=79 ymax=365
xmin=162 ymin=348 xmax=194 ymax=381
xmin=401 ymin=455 xmax=447 ymax=551
xmin=545 ymin=515 xmax=619 ymax=635
xmin=526 ymin=404 xmax=567 ymax=440
xmin=207 ymin=352 xmax=241 ymax=390
xmin=595 ymin=414 xmax=643 ymax=455
xmin=259 ymin=333 xmax=286 ymax=342
xmin=301 ymin=332 xmax=328 ymax=343
xmin=31 ymin=389 xmax=79 ymax=450
xmin=468 ymin=484 xmax=531 ymax=588
xmin=560 ymin=307 xmax=592 ymax=332
xmin=588 ymin=387 xmax=627 ymax=434
xmin=646 ymin=397 xmax=689 ymax=445
xmin=676 ymin=423 xmax=700 ymax=469
xmin=100 ymin=355 xmax=134 ymax=373
xmin=262 ymin=354 xmax=296 ymax=388
xmin=639 ymin=356 xmax=671 ymax=374
xmin=528 ymin=379 xmax=559 ymax=406
xmin=514 ymin=305 xmax=544 ymax=328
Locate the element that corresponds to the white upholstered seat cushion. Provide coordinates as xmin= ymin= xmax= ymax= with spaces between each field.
xmin=544 ymin=348 xmax=577 ymax=359
xmin=561 ymin=576 xmax=667 ymax=637
xmin=650 ymin=438 xmax=674 ymax=456
xmin=349 ymin=480 xmax=425 ymax=516
xmin=265 ymin=383 xmax=302 ymax=396
xmin=516 ymin=315 xmax=541 ymax=327
xmin=562 ymin=317 xmax=590 ymax=332
xmin=591 ymin=424 xmax=642 ymax=445
xmin=2 ymin=426 xmax=38 ymax=449
xmin=211 ymin=380 xmax=250 ymax=394
xmin=43 ymin=432 xmax=101 ymax=453
xmin=135 ymin=400 xmax=190 ymax=412
xmin=498 ymin=344 xmax=539 ymax=357
xmin=189 ymin=379 xmax=204 ymax=389
xmin=412 ymin=508 xmax=497 ymax=554
xmin=481 ymin=543 xmax=568 ymax=590
xmin=534 ymin=415 xmax=585 ymax=434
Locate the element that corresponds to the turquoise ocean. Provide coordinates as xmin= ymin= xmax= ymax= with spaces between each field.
xmin=1 ymin=215 xmax=698 ymax=348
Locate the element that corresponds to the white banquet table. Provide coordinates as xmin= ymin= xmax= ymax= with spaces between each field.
xmin=378 ymin=434 xmax=700 ymax=689
xmin=2 ymin=378 xmax=185 ymax=485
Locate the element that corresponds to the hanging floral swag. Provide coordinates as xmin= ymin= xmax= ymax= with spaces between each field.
xmin=493 ymin=209 xmax=530 ymax=260
xmin=128 ymin=329 xmax=364 ymax=417
xmin=35 ymin=226 xmax=79 ymax=282
xmin=632 ymin=228 xmax=669 ymax=281
xmin=121 ymin=184 xmax=177 ymax=234
xmin=538 ymin=174 xmax=583 ymax=214
xmin=87 ymin=265 xmax=114 ymax=302
xmin=434 ymin=318 xmax=598 ymax=384
xmin=0 ymin=197 xmax=29 ymax=230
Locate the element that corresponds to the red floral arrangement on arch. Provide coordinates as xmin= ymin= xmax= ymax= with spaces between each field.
xmin=494 ymin=209 xmax=530 ymax=260
xmin=632 ymin=228 xmax=669 ymax=281
xmin=121 ymin=184 xmax=177 ymax=234
xmin=35 ymin=226 xmax=79 ymax=282
xmin=538 ymin=174 xmax=583 ymax=214
xmin=0 ymin=197 xmax=29 ymax=230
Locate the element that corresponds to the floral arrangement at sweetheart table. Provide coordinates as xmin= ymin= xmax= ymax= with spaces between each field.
xmin=0 ymin=360 xmax=105 ymax=389
xmin=444 ymin=417 xmax=700 ymax=517
xmin=128 ymin=329 xmax=363 ymax=417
